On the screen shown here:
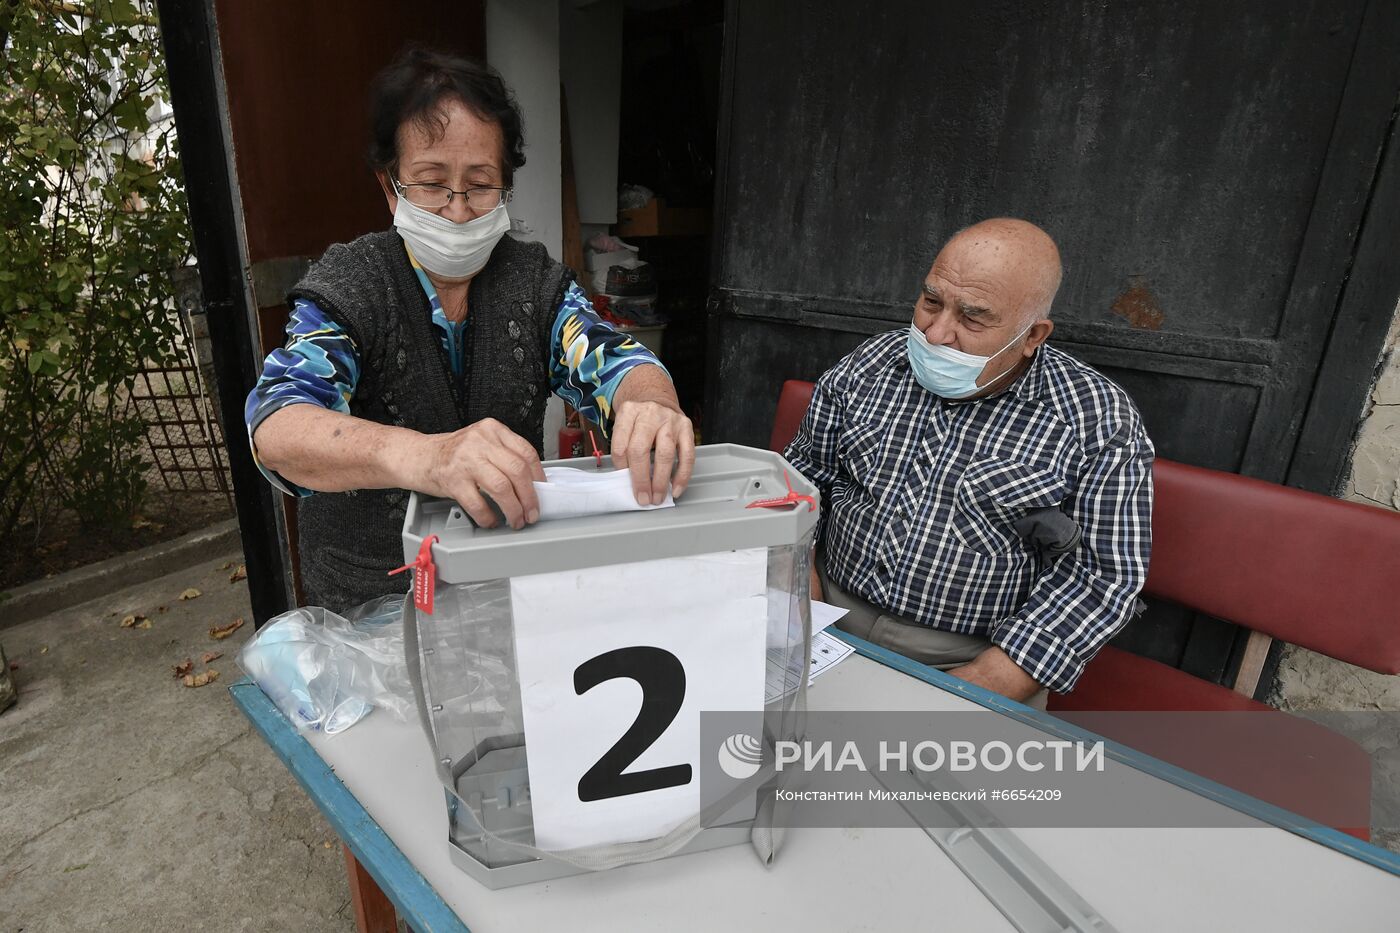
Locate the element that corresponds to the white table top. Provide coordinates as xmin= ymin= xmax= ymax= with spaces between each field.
xmin=305 ymin=654 xmax=1400 ymax=932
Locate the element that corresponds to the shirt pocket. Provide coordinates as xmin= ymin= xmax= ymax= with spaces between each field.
xmin=951 ymin=457 xmax=1069 ymax=556
xmin=838 ymin=417 xmax=890 ymax=499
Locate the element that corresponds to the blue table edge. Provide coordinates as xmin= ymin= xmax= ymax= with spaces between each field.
xmin=832 ymin=629 xmax=1400 ymax=877
xmin=230 ymin=638 xmax=1400 ymax=932
xmin=230 ymin=678 xmax=471 ymax=933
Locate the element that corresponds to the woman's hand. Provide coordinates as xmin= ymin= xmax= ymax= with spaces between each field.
xmin=593 ymin=363 xmax=694 ymax=506
xmin=610 ymin=399 xmax=696 ymax=506
xmin=417 ymin=418 xmax=546 ymax=529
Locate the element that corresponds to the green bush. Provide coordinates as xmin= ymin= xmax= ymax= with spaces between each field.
xmin=0 ymin=0 xmax=192 ymax=540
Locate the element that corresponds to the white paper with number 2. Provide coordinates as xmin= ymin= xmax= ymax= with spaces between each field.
xmin=511 ymin=548 xmax=768 ymax=850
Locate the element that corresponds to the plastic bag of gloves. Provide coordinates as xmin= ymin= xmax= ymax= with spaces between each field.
xmin=238 ymin=594 xmax=415 ymax=734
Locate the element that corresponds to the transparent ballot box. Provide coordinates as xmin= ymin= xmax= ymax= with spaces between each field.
xmin=401 ymin=444 xmax=820 ymax=888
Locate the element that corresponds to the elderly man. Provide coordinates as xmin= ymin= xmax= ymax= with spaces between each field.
xmin=784 ymin=218 xmax=1153 ymax=707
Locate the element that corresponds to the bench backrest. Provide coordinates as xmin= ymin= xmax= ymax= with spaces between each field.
xmin=770 ymin=379 xmax=816 ymax=455
xmin=1147 ymin=459 xmax=1400 ymax=675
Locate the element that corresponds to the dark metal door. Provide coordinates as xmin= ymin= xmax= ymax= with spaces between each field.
xmin=707 ymin=0 xmax=1400 ymax=683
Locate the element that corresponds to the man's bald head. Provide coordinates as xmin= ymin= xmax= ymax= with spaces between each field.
xmin=938 ymin=218 xmax=1063 ymax=325
xmin=912 ymin=217 xmax=1061 ymax=398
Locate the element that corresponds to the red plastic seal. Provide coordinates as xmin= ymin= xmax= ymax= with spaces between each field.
xmin=745 ymin=470 xmax=816 ymax=513
xmin=388 ymin=534 xmax=439 ymax=615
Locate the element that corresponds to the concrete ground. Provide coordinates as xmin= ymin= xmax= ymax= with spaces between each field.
xmin=0 ymin=553 xmax=354 ymax=933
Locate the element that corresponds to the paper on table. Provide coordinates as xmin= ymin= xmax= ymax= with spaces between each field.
xmin=764 ymin=595 xmax=856 ymax=706
xmin=533 ymin=466 xmax=674 ymax=521
xmin=812 ymin=599 xmax=847 ymax=634
xmin=763 ymin=597 xmax=850 ymax=703
xmin=766 ymin=589 xmax=850 ymax=646
xmin=764 ymin=630 xmax=856 ymax=704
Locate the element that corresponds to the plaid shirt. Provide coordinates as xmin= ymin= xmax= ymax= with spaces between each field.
xmin=784 ymin=331 xmax=1153 ymax=693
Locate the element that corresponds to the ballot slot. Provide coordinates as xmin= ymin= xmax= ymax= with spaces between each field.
xmin=408 ymin=445 xmax=806 ymax=541
xmin=402 ymin=444 xmax=820 ymax=888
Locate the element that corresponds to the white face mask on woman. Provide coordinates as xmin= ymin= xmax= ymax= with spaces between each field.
xmin=391 ymin=188 xmax=510 ymax=280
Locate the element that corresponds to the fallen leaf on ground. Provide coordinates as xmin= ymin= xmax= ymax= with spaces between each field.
xmin=172 ymin=659 xmax=193 ymax=678
xmin=131 ymin=518 xmax=152 ymax=530
xmin=182 ymin=669 xmax=220 ymax=688
xmin=229 ymin=564 xmax=247 ymax=583
xmin=39 ymin=646 xmax=49 ymax=654
xmin=135 ymin=619 xmax=152 ymax=630
xmin=120 ymin=614 xmax=147 ymax=628
xmin=218 ymin=561 xmax=233 ymax=570
xmin=178 ymin=588 xmax=202 ymax=601
xmin=209 ymin=617 xmax=245 ymax=640
xmin=200 ymin=651 xmax=223 ymax=665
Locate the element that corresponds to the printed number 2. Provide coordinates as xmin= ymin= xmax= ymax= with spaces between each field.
xmin=573 ymin=646 xmax=693 ymax=802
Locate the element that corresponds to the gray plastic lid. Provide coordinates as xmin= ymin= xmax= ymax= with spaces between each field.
xmin=402 ymin=443 xmax=820 ymax=583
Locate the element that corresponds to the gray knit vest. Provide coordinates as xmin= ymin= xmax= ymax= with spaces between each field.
xmin=287 ymin=230 xmax=571 ymax=612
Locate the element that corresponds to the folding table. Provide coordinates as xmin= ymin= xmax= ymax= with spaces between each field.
xmin=232 ymin=633 xmax=1400 ymax=932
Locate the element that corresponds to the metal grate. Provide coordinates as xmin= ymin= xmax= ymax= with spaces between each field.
xmin=127 ymin=307 xmax=233 ymax=503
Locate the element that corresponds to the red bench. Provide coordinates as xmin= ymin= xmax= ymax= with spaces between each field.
xmin=770 ymin=378 xmax=1400 ymax=837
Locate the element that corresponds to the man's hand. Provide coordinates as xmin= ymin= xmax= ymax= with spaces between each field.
xmin=416 ymin=418 xmax=545 ymax=529
xmin=609 ymin=399 xmax=696 ymax=506
xmin=948 ymin=647 xmax=1042 ymax=702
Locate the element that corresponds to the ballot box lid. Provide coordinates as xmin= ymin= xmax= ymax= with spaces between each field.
xmin=402 ymin=443 xmax=820 ymax=583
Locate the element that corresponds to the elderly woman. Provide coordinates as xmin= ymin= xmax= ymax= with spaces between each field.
xmin=244 ymin=49 xmax=694 ymax=611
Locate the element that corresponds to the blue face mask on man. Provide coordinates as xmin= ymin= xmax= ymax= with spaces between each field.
xmin=906 ymin=320 xmax=1035 ymax=399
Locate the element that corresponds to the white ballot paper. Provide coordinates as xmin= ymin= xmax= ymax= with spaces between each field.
xmin=533 ymin=466 xmax=674 ymax=521
xmin=511 ymin=548 xmax=768 ymax=850
xmin=764 ymin=629 xmax=855 ymax=704
xmin=762 ymin=600 xmax=853 ymax=704
xmin=812 ymin=599 xmax=848 ymax=634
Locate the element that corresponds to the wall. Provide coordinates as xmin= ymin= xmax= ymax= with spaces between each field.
xmin=486 ymin=0 xmax=563 ymax=258
xmin=1343 ymin=306 xmax=1400 ymax=512
xmin=708 ymin=0 xmax=1400 ymax=684
xmin=485 ymin=0 xmax=568 ymax=455
xmin=560 ymin=0 xmax=623 ymax=225
xmin=1276 ymin=301 xmax=1400 ymax=712
xmin=213 ymin=0 xmax=486 ymax=268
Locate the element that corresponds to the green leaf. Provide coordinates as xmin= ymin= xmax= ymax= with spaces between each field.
xmin=109 ymin=0 xmax=141 ymax=26
xmin=0 ymin=0 xmax=195 ymax=535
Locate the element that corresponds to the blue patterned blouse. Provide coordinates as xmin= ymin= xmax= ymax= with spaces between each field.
xmin=245 ymin=247 xmax=663 ymax=496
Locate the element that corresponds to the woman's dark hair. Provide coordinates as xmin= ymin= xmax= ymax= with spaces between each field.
xmin=367 ymin=47 xmax=526 ymax=184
